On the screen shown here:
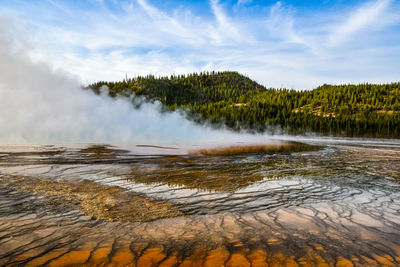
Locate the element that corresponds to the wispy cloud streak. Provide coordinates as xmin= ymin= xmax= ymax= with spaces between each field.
xmin=0 ymin=0 xmax=399 ymax=89
xmin=327 ymin=0 xmax=396 ymax=47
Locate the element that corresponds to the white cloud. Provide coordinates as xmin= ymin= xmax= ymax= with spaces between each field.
xmin=0 ymin=0 xmax=399 ymax=90
xmin=266 ymin=1 xmax=307 ymax=46
xmin=209 ymin=0 xmax=245 ymax=44
xmin=327 ymin=0 xmax=397 ymax=47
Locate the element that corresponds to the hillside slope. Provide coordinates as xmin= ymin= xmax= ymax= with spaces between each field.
xmin=87 ymin=71 xmax=400 ymax=137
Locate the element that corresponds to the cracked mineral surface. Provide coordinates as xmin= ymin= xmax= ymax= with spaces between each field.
xmin=0 ymin=140 xmax=399 ymax=266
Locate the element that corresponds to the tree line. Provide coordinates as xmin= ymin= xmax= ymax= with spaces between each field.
xmin=86 ymin=71 xmax=400 ymax=138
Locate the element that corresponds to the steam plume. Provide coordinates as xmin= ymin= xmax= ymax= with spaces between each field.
xmin=0 ymin=19 xmax=270 ymax=148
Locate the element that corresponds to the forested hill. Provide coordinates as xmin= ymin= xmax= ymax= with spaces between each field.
xmin=87 ymin=71 xmax=400 ymax=138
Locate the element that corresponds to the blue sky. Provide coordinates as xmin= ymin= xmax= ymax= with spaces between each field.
xmin=0 ymin=0 xmax=399 ymax=89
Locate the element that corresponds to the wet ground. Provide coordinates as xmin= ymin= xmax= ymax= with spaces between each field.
xmin=0 ymin=140 xmax=399 ymax=266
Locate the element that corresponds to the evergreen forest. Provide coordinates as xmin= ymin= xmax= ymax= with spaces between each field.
xmin=87 ymin=71 xmax=400 ymax=138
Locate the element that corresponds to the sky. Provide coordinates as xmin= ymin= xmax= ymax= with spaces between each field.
xmin=0 ymin=0 xmax=399 ymax=89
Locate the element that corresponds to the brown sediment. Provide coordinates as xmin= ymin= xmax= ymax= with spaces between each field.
xmin=191 ymin=142 xmax=322 ymax=156
xmin=0 ymin=174 xmax=182 ymax=222
xmin=80 ymin=144 xmax=130 ymax=159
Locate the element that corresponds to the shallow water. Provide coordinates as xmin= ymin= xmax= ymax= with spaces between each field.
xmin=0 ymin=140 xmax=400 ymax=266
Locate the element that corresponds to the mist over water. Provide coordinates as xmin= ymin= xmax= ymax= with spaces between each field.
xmin=0 ymin=23 xmax=272 ymax=148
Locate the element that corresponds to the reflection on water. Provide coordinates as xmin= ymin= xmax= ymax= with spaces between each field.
xmin=0 ymin=140 xmax=400 ymax=266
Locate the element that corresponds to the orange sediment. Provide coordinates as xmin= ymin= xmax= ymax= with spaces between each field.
xmin=335 ymin=257 xmax=353 ymax=267
xmin=136 ymin=248 xmax=166 ymax=267
xmin=226 ymin=253 xmax=251 ymax=267
xmin=47 ymin=250 xmax=91 ymax=266
xmin=159 ymin=253 xmax=179 ymax=267
xmin=203 ymin=247 xmax=230 ymax=267
xmin=247 ymin=250 xmax=268 ymax=267
xmin=25 ymin=248 xmax=70 ymax=267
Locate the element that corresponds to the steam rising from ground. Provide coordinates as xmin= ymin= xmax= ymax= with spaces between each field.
xmin=0 ymin=21 xmax=271 ymax=148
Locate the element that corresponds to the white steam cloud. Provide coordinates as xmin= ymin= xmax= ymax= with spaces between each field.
xmin=0 ymin=20 xmax=271 ymax=148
